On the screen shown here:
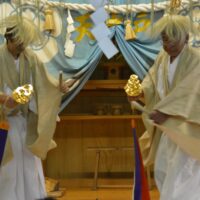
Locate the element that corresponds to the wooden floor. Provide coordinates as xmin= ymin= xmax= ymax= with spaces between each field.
xmin=58 ymin=187 xmax=159 ymax=200
xmin=48 ymin=178 xmax=160 ymax=200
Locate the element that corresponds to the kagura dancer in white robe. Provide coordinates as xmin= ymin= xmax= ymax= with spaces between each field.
xmin=0 ymin=15 xmax=70 ymax=200
xmin=129 ymin=15 xmax=200 ymax=200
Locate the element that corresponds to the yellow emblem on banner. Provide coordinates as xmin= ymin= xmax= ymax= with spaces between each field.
xmin=74 ymin=13 xmax=95 ymax=42
xmin=106 ymin=14 xmax=123 ymax=27
xmin=133 ymin=13 xmax=151 ymax=34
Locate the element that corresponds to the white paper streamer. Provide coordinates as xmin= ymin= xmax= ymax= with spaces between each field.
xmin=64 ymin=9 xmax=75 ymax=58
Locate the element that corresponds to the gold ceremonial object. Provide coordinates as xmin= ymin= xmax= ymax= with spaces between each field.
xmin=124 ymin=74 xmax=142 ymax=96
xmin=12 ymin=84 xmax=34 ymax=104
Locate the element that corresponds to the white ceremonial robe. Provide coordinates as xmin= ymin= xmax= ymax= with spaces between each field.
xmin=0 ymin=115 xmax=46 ymax=200
xmin=0 ymin=59 xmax=46 ymax=200
xmin=154 ymin=54 xmax=200 ymax=200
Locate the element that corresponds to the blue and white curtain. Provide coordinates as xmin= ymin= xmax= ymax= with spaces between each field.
xmin=0 ymin=0 xmax=199 ymax=110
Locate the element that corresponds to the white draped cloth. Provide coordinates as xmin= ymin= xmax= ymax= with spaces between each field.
xmin=154 ymin=53 xmax=200 ymax=200
xmin=0 ymin=59 xmax=46 ymax=200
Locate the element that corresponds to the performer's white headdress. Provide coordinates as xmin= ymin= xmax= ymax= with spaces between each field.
xmin=151 ymin=15 xmax=192 ymax=44
xmin=0 ymin=15 xmax=43 ymax=47
xmin=148 ymin=0 xmax=200 ymax=44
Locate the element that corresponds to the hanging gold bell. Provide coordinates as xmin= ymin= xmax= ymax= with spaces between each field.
xmin=124 ymin=19 xmax=136 ymax=41
xmin=43 ymin=7 xmax=55 ymax=32
xmin=12 ymin=84 xmax=34 ymax=104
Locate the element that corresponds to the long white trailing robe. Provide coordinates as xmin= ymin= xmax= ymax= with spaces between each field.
xmin=131 ymin=101 xmax=200 ymax=161
xmin=125 ymin=74 xmax=200 ymax=161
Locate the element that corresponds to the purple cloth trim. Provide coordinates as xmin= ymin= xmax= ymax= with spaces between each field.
xmin=133 ymin=128 xmax=142 ymax=200
xmin=0 ymin=129 xmax=8 ymax=165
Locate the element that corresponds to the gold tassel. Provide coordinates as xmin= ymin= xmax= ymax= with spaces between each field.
xmin=170 ymin=0 xmax=181 ymax=9
xmin=169 ymin=0 xmax=182 ymax=13
xmin=43 ymin=7 xmax=55 ymax=32
xmin=124 ymin=19 xmax=136 ymax=41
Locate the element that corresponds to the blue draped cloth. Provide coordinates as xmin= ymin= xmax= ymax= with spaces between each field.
xmin=1 ymin=1 xmax=199 ymax=110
